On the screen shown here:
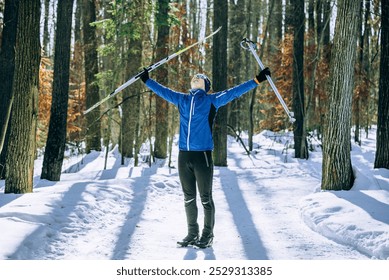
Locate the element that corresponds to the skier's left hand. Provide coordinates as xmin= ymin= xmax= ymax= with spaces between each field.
xmin=256 ymin=67 xmax=271 ymax=83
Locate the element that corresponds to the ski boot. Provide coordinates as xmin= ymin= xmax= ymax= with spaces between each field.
xmin=177 ymin=233 xmax=199 ymax=247
xmin=193 ymin=233 xmax=213 ymax=249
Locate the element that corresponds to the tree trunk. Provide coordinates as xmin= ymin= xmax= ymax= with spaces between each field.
xmin=362 ymin=0 xmax=371 ymax=137
xmin=269 ymin=0 xmax=282 ymax=68
xmin=83 ymin=0 xmax=101 ymax=153
xmin=121 ymin=0 xmax=143 ymax=159
xmin=154 ymin=0 xmax=170 ymax=159
xmin=5 ymin=0 xmax=40 ymax=194
xmin=43 ymin=0 xmax=50 ymax=56
xmin=212 ymin=0 xmax=228 ymax=166
xmin=322 ymin=0 xmax=331 ymax=48
xmin=228 ymin=0 xmax=245 ymax=132
xmin=319 ymin=0 xmax=332 ymax=135
xmin=354 ymin=1 xmax=364 ymax=145
xmin=374 ymin=0 xmax=389 ymax=169
xmin=247 ymin=0 xmax=261 ymax=151
xmin=322 ymin=0 xmax=360 ymax=191
xmin=41 ymin=0 xmax=74 ymax=181
xmin=0 ymin=0 xmax=19 ymax=179
xmin=305 ymin=0 xmax=316 ymax=130
xmin=291 ymin=0 xmax=308 ymax=159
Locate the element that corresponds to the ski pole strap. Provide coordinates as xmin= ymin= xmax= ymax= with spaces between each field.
xmin=240 ymin=38 xmax=256 ymax=50
xmin=241 ymin=38 xmax=296 ymax=123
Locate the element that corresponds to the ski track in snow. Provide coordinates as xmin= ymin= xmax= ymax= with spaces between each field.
xmin=9 ymin=129 xmax=389 ymax=260
xmin=1 ymin=136 xmax=372 ymax=260
xmin=210 ymin=145 xmax=368 ymax=260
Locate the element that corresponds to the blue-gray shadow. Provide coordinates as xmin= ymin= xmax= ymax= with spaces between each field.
xmin=110 ymin=167 xmax=157 ymax=259
xmin=6 ymin=182 xmax=88 ymax=259
xmin=333 ymin=190 xmax=389 ymax=224
xmin=183 ymin=247 xmax=216 ymax=260
xmin=219 ymin=168 xmax=269 ymax=260
xmin=99 ymin=155 xmax=122 ymax=180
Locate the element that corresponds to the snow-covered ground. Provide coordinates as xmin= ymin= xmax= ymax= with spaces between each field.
xmin=0 ymin=128 xmax=388 ymax=260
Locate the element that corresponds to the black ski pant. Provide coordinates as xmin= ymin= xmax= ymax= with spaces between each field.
xmin=178 ymin=150 xmax=215 ymax=237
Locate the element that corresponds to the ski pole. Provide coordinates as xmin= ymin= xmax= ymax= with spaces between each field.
xmin=241 ymin=38 xmax=296 ymax=123
xmin=84 ymin=27 xmax=222 ymax=115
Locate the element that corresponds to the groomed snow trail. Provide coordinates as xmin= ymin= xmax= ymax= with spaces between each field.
xmin=3 ymin=138 xmax=369 ymax=260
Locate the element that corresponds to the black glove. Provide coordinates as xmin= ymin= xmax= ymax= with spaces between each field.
xmin=140 ymin=68 xmax=149 ymax=83
xmin=256 ymin=67 xmax=271 ymax=83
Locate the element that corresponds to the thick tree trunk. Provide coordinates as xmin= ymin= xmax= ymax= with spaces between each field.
xmin=228 ymin=0 xmax=245 ymax=132
xmin=291 ymin=0 xmax=308 ymax=159
xmin=5 ymin=0 xmax=40 ymax=194
xmin=41 ymin=0 xmax=74 ymax=181
xmin=212 ymin=0 xmax=228 ymax=166
xmin=374 ymin=0 xmax=389 ymax=169
xmin=154 ymin=0 xmax=170 ymax=159
xmin=322 ymin=0 xmax=360 ymax=191
xmin=121 ymin=0 xmax=143 ymax=159
xmin=0 ymin=0 xmax=19 ymax=179
xmin=83 ymin=0 xmax=101 ymax=153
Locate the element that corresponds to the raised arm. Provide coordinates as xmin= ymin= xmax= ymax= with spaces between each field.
xmin=212 ymin=68 xmax=270 ymax=109
xmin=140 ymin=68 xmax=184 ymax=106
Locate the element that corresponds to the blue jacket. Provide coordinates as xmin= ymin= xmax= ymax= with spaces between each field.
xmin=145 ymin=78 xmax=258 ymax=151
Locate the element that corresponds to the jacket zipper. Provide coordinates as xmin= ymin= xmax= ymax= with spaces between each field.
xmin=187 ymin=95 xmax=195 ymax=150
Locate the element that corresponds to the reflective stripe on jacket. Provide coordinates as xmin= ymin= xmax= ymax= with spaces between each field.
xmin=145 ymin=79 xmax=258 ymax=151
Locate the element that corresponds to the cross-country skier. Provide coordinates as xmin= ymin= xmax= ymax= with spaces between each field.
xmin=140 ymin=67 xmax=270 ymax=249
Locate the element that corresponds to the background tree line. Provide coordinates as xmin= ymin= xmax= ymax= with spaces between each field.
xmin=0 ymin=0 xmax=388 ymax=194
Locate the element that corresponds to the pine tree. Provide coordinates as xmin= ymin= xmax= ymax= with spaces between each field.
xmin=83 ymin=0 xmax=101 ymax=153
xmin=121 ymin=0 xmax=144 ymax=159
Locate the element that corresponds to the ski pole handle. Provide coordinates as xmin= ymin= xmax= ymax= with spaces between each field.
xmin=241 ymin=38 xmax=296 ymax=123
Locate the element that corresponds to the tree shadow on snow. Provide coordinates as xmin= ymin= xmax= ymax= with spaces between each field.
xmin=219 ymin=168 xmax=269 ymax=260
xmin=62 ymin=151 xmax=101 ymax=174
xmin=110 ymin=166 xmax=158 ymax=259
xmin=7 ymin=182 xmax=89 ymax=259
xmin=334 ymin=191 xmax=389 ymax=224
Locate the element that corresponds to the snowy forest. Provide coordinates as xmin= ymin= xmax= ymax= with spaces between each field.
xmin=1 ymin=0 xmax=388 ymax=194
xmin=0 ymin=0 xmax=389 ymax=262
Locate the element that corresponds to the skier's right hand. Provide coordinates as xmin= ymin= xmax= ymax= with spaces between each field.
xmin=256 ymin=67 xmax=271 ymax=83
xmin=140 ymin=68 xmax=149 ymax=83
